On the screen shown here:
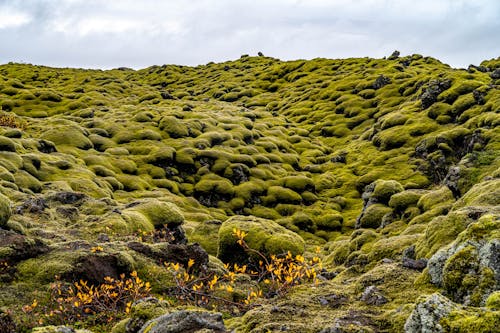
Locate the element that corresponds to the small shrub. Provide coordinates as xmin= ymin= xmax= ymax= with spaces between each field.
xmin=22 ymin=272 xmax=151 ymax=327
xmin=164 ymin=228 xmax=321 ymax=310
xmin=0 ymin=114 xmax=25 ymax=129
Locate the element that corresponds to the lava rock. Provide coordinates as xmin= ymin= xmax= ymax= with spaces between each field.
xmin=63 ymin=253 xmax=132 ymax=285
xmin=467 ymin=64 xmax=489 ymax=73
xmin=427 ymin=214 xmax=499 ymax=306
xmin=402 ymin=258 xmax=428 ymax=271
xmin=373 ymin=75 xmax=391 ymax=89
xmin=490 ymin=68 xmax=500 ymax=79
xmin=317 ymin=293 xmax=349 ymax=308
xmin=15 ymin=196 xmax=47 ymax=214
xmin=0 ymin=229 xmax=49 ymax=264
xmin=56 ymin=206 xmax=79 ymax=220
xmin=138 ymin=310 xmax=227 ymax=333
xmin=444 ymin=166 xmax=461 ymax=199
xmin=37 ymin=139 xmax=57 ymax=154
xmin=0 ymin=309 xmax=17 ymax=333
xmin=160 ymin=92 xmax=174 ymax=100
xmin=420 ymin=79 xmax=452 ymax=109
xmin=388 ymin=50 xmax=400 ymax=60
xmin=404 ymin=293 xmax=455 ymax=333
xmin=128 ymin=242 xmax=209 ymax=273
xmin=360 ymin=285 xmax=388 ymax=305
xmin=50 ymin=191 xmax=87 ymax=205
xmin=473 ymin=89 xmax=487 ymax=104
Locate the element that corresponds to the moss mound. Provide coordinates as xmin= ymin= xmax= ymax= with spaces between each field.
xmin=0 ymin=193 xmax=11 ymax=227
xmin=218 ymin=215 xmax=305 ymax=264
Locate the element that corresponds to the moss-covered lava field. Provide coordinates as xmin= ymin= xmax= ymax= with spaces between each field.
xmin=0 ymin=53 xmax=499 ymax=332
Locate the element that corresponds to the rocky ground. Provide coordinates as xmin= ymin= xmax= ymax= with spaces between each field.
xmin=0 ymin=53 xmax=499 ymax=332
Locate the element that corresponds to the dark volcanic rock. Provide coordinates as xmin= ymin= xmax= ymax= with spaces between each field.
xmin=128 ymin=242 xmax=209 ymax=273
xmin=50 ymin=191 xmax=87 ymax=204
xmin=317 ymin=293 xmax=349 ymax=308
xmin=63 ymin=253 xmax=131 ymax=285
xmin=402 ymin=258 xmax=428 ymax=271
xmin=0 ymin=229 xmax=49 ymax=264
xmin=15 ymin=196 xmax=47 ymax=214
xmin=373 ymin=75 xmax=391 ymax=89
xmin=37 ymin=139 xmax=57 ymax=153
xmin=388 ymin=50 xmax=400 ymax=60
xmin=420 ymin=79 xmax=452 ymax=109
xmin=0 ymin=309 xmax=17 ymax=333
xmin=56 ymin=206 xmax=79 ymax=220
xmin=444 ymin=166 xmax=462 ymax=199
xmin=490 ymin=68 xmax=500 ymax=79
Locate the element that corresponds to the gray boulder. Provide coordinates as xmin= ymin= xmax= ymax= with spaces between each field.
xmin=138 ymin=310 xmax=226 ymax=333
xmin=404 ymin=293 xmax=455 ymax=333
xmin=427 ymin=213 xmax=499 ymax=306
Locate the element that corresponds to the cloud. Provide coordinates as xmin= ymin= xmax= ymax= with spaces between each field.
xmin=0 ymin=0 xmax=498 ymax=69
xmin=0 ymin=5 xmax=31 ymax=29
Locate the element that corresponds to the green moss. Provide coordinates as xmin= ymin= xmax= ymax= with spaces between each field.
xmin=282 ymin=176 xmax=315 ymax=192
xmin=115 ymin=174 xmax=150 ymax=191
xmin=372 ymin=127 xmax=410 ymax=150
xmin=16 ymin=250 xmax=84 ymax=284
xmin=454 ymin=179 xmax=500 ymax=208
xmin=14 ymin=170 xmax=42 ymax=193
xmin=441 ymin=307 xmax=500 ymax=332
xmin=359 ymin=204 xmax=392 ymax=229
xmin=0 ymin=192 xmax=11 ymax=228
xmin=315 ymin=212 xmax=343 ymax=230
xmin=368 ymin=234 xmax=420 ymax=261
xmin=486 ymin=291 xmax=500 ymax=309
xmin=291 ymin=212 xmax=315 ymax=232
xmin=159 ymin=116 xmax=189 ymax=138
xmin=372 ymin=179 xmax=404 ymax=204
xmin=195 ymin=177 xmax=234 ymax=196
xmin=247 ymin=206 xmax=281 ymax=220
xmin=417 ymin=186 xmax=454 ymax=212
xmin=380 ymin=113 xmax=409 ymax=129
xmin=266 ymin=186 xmax=302 ymax=204
xmin=41 ymin=126 xmax=93 ymax=149
xmin=415 ymin=210 xmax=476 ymax=258
xmin=218 ymin=215 xmax=305 ymax=264
xmin=324 ymin=238 xmax=350 ymax=265
xmin=388 ymin=190 xmax=423 ymax=211
xmin=130 ymin=199 xmax=184 ymax=228
xmin=0 ymin=136 xmax=16 ymax=152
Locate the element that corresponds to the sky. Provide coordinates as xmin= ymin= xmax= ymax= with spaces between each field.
xmin=0 ymin=0 xmax=499 ymax=69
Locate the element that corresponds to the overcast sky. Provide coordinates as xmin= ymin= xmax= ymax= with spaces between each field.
xmin=1 ymin=0 xmax=499 ymax=69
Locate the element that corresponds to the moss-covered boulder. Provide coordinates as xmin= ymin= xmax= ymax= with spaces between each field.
xmin=388 ymin=190 xmax=423 ymax=212
xmin=426 ymin=213 xmax=499 ymax=306
xmin=41 ymin=126 xmax=93 ymax=150
xmin=405 ymin=293 xmax=500 ymax=333
xmin=358 ymin=204 xmax=392 ymax=229
xmin=129 ymin=199 xmax=184 ymax=229
xmin=415 ymin=208 xmax=485 ymax=258
xmin=0 ymin=193 xmax=11 ymax=228
xmin=417 ymin=186 xmax=454 ymax=212
xmin=17 ymin=249 xmax=134 ymax=285
xmin=0 ymin=136 xmax=16 ymax=152
xmin=371 ymin=180 xmax=404 ymax=204
xmin=218 ymin=215 xmax=305 ymax=264
xmin=453 ymin=178 xmax=500 ymax=208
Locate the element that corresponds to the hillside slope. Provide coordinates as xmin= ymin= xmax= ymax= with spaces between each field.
xmin=0 ymin=54 xmax=499 ymax=332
